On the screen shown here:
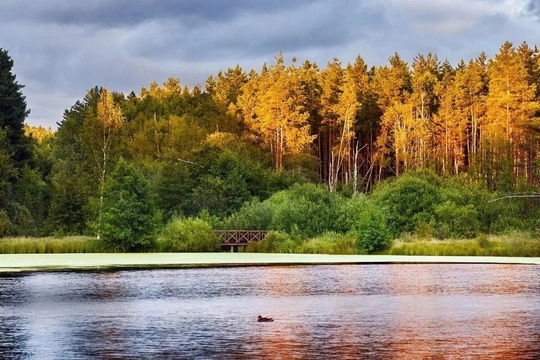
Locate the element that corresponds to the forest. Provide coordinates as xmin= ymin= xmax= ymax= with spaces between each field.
xmin=1 ymin=41 xmax=540 ymax=254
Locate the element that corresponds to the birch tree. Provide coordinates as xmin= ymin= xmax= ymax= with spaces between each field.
xmin=83 ymin=88 xmax=124 ymax=238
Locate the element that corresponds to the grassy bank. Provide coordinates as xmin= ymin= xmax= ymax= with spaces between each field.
xmin=1 ymin=232 xmax=539 ymax=258
xmin=243 ymin=231 xmax=540 ymax=257
xmin=0 ymin=236 xmax=108 ymax=254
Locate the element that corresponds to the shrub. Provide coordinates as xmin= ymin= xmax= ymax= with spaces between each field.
xmin=354 ymin=204 xmax=392 ymax=253
xmin=371 ymin=171 xmax=442 ymax=236
xmin=434 ymin=201 xmax=480 ymax=239
xmin=224 ymin=183 xmax=347 ymax=239
xmin=0 ymin=210 xmax=14 ymax=237
xmin=245 ymin=231 xmax=293 ymax=253
xmin=476 ymin=234 xmax=492 ymax=249
xmin=8 ymin=202 xmax=36 ymax=237
xmin=223 ymin=199 xmax=274 ymax=230
xmin=267 ymin=183 xmax=345 ymax=238
xmin=335 ymin=194 xmax=370 ymax=233
xmin=159 ymin=217 xmax=220 ymax=252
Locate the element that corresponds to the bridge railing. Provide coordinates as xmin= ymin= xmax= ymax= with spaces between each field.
xmin=215 ymin=230 xmax=268 ymax=251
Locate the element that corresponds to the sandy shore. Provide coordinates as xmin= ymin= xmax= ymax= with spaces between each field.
xmin=1 ymin=253 xmax=539 ymax=272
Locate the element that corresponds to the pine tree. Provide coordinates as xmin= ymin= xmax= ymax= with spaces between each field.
xmin=0 ymin=48 xmax=31 ymax=166
xmin=0 ymin=49 xmax=44 ymax=236
xmin=239 ymin=54 xmax=314 ymax=170
xmin=485 ymin=42 xmax=539 ymax=189
xmin=372 ymin=54 xmax=412 ymax=178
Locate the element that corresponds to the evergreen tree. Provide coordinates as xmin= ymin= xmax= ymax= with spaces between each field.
xmin=372 ymin=54 xmax=412 ymax=178
xmin=0 ymin=48 xmax=31 ymax=166
xmin=485 ymin=42 xmax=539 ymax=189
xmin=238 ymin=54 xmax=314 ymax=170
xmin=0 ymin=49 xmax=44 ymax=236
xmin=47 ymin=97 xmax=98 ymax=234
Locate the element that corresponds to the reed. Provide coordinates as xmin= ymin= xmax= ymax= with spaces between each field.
xmin=296 ymin=232 xmax=362 ymax=255
xmin=0 ymin=236 xmax=108 ymax=254
xmin=387 ymin=232 xmax=540 ymax=257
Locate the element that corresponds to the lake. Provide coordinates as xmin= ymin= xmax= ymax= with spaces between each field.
xmin=1 ymin=264 xmax=539 ymax=359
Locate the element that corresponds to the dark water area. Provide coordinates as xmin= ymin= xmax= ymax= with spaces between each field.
xmin=0 ymin=264 xmax=539 ymax=359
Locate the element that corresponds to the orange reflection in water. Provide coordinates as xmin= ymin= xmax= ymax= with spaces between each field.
xmin=248 ymin=266 xmax=391 ymax=359
xmin=242 ymin=265 xmax=540 ymax=359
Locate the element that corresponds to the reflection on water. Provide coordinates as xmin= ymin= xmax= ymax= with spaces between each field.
xmin=0 ymin=264 xmax=539 ymax=359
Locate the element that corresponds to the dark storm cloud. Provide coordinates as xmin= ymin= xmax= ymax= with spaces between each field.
xmin=0 ymin=0 xmax=313 ymax=27
xmin=127 ymin=1 xmax=384 ymax=63
xmin=1 ymin=0 xmax=539 ymax=129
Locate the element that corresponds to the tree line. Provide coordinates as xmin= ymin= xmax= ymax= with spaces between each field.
xmin=1 ymin=41 xmax=540 ymax=239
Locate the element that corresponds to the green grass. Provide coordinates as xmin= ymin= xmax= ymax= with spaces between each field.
xmin=387 ymin=231 xmax=540 ymax=257
xmin=245 ymin=231 xmax=363 ymax=254
xmin=0 ymin=236 xmax=109 ymax=254
xmin=296 ymin=232 xmax=363 ymax=255
xmin=1 ymin=231 xmax=539 ymax=257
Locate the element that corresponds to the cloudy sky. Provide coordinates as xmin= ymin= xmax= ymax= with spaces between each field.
xmin=1 ymin=0 xmax=540 ymax=129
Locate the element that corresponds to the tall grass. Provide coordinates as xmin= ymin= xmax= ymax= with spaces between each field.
xmin=246 ymin=231 xmax=363 ymax=254
xmin=387 ymin=232 xmax=540 ymax=257
xmin=296 ymin=232 xmax=363 ymax=255
xmin=2 ymin=231 xmax=538 ymax=257
xmin=0 ymin=236 xmax=108 ymax=254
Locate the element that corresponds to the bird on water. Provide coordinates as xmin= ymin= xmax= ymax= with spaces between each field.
xmin=257 ymin=315 xmax=274 ymax=322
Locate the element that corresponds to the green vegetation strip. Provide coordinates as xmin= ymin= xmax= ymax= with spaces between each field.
xmin=1 ymin=253 xmax=539 ymax=272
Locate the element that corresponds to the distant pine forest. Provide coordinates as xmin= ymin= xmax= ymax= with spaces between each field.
xmin=1 ymin=41 xmax=540 ymax=254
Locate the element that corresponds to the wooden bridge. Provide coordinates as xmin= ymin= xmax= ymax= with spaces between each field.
xmin=215 ymin=230 xmax=268 ymax=252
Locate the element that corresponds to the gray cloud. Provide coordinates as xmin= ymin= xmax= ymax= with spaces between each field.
xmin=1 ymin=0 xmax=539 ymax=129
xmin=127 ymin=1 xmax=384 ymax=63
xmin=0 ymin=0 xmax=313 ymax=27
xmin=527 ymin=0 xmax=540 ymax=17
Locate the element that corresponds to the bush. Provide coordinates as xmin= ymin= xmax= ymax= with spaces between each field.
xmin=372 ymin=171 xmax=442 ymax=236
xmin=159 ymin=217 xmax=220 ymax=252
xmin=245 ymin=231 xmax=295 ymax=253
xmin=476 ymin=234 xmax=492 ymax=249
xmin=8 ymin=202 xmax=37 ymax=237
xmin=267 ymin=183 xmax=345 ymax=238
xmin=0 ymin=210 xmax=14 ymax=237
xmin=354 ymin=204 xmax=392 ymax=253
xmin=223 ymin=199 xmax=274 ymax=230
xmin=335 ymin=194 xmax=370 ymax=233
xmin=226 ymin=183 xmax=346 ymax=239
xmin=434 ymin=201 xmax=480 ymax=239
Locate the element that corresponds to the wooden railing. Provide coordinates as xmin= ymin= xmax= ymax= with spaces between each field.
xmin=215 ymin=230 xmax=268 ymax=251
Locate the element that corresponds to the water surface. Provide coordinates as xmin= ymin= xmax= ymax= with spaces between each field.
xmin=1 ymin=264 xmax=539 ymax=359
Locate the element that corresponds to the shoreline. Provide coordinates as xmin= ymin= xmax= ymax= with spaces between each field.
xmin=1 ymin=253 xmax=539 ymax=273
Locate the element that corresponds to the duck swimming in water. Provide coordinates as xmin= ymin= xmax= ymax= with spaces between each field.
xmin=257 ymin=315 xmax=274 ymax=322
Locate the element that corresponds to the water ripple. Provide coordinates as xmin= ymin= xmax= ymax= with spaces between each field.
xmin=0 ymin=264 xmax=539 ymax=359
